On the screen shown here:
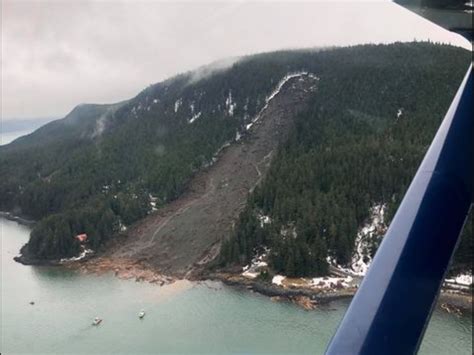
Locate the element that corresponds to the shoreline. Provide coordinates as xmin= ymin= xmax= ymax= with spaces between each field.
xmin=11 ymin=252 xmax=474 ymax=313
xmin=0 ymin=211 xmax=35 ymax=226
xmin=206 ymin=272 xmax=356 ymax=310
xmin=63 ymin=256 xmax=176 ymax=286
xmin=60 ymin=255 xmax=356 ymax=308
xmin=208 ymin=272 xmax=472 ymax=313
xmin=13 ymin=256 xmax=62 ymax=266
xmin=208 ymin=272 xmax=356 ymax=301
xmin=61 ymin=254 xmax=473 ymax=313
xmin=4 ymin=216 xmax=470 ymax=313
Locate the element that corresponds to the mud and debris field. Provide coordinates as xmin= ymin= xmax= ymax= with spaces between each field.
xmin=94 ymin=76 xmax=319 ymax=278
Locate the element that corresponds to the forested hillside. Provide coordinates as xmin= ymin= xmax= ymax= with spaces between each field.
xmin=219 ymin=43 xmax=472 ymax=277
xmin=0 ymin=42 xmax=471 ymax=271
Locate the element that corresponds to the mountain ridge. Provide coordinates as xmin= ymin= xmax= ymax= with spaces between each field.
xmin=1 ymin=42 xmax=471 ymax=277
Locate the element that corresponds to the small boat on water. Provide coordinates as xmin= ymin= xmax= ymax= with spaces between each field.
xmin=92 ymin=317 xmax=102 ymax=326
xmin=138 ymin=310 xmax=146 ymax=319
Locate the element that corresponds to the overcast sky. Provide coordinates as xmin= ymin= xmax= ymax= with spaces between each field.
xmin=1 ymin=0 xmax=470 ymax=120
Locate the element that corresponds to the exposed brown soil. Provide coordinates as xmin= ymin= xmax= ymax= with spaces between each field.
xmin=69 ymin=257 xmax=174 ymax=284
xmin=81 ymin=74 xmax=319 ymax=279
xmin=73 ymin=72 xmax=472 ymax=313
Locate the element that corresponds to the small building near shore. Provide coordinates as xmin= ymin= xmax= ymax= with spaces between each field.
xmin=75 ymin=233 xmax=88 ymax=243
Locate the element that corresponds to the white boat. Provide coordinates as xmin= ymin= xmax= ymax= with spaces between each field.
xmin=138 ymin=310 xmax=145 ymax=319
xmin=92 ymin=317 xmax=102 ymax=325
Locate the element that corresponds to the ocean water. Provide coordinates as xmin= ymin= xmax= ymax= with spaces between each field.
xmin=1 ymin=218 xmax=471 ymax=354
xmin=1 ymin=117 xmax=55 ymax=145
xmin=0 ymin=130 xmax=31 ymax=146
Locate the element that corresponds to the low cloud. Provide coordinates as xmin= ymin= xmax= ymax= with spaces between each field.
xmin=2 ymin=0 xmax=470 ymax=119
xmin=187 ymin=56 xmax=241 ymax=84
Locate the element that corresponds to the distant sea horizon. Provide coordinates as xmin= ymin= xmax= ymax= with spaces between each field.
xmin=1 ymin=117 xmax=57 ymax=145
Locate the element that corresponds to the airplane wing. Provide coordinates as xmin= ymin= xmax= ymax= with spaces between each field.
xmin=394 ymin=0 xmax=473 ymax=40
xmin=326 ymin=1 xmax=472 ymax=354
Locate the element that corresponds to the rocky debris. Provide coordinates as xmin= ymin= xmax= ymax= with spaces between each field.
xmin=67 ymin=257 xmax=174 ymax=285
xmin=438 ymin=291 xmax=472 ymax=314
xmin=440 ymin=303 xmax=463 ymax=316
xmin=271 ymin=296 xmax=285 ymax=303
xmin=96 ymin=74 xmax=318 ymax=278
xmin=212 ymin=271 xmax=472 ymax=313
xmin=292 ymin=295 xmax=317 ymax=310
xmin=210 ymin=272 xmax=356 ymax=303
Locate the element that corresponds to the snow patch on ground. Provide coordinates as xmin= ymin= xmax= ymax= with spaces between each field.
xmin=119 ymin=221 xmax=127 ymax=232
xmin=174 ymin=99 xmax=182 ymax=113
xmin=272 ymin=275 xmax=285 ymax=286
xmin=454 ymin=274 xmax=473 ymax=285
xmin=257 ymin=213 xmax=272 ymax=228
xmin=445 ymin=273 xmax=473 ymax=287
xmin=349 ymin=204 xmax=387 ymax=276
xmin=242 ymin=248 xmax=270 ymax=279
xmin=131 ymin=106 xmax=138 ymax=118
xmin=271 ymin=275 xmax=354 ymax=289
xmin=397 ymin=108 xmax=403 ymax=119
xmin=150 ymin=201 xmax=157 ymax=211
xmin=311 ymin=276 xmax=353 ymax=289
xmin=60 ymin=247 xmax=94 ymax=263
xmin=326 ymin=256 xmax=337 ymax=265
xmin=245 ymin=71 xmax=319 ymax=131
xmin=189 ymin=112 xmax=202 ymax=124
xmin=329 ymin=204 xmax=387 ymax=276
xmin=149 ymin=194 xmax=158 ymax=211
xmin=225 ymin=91 xmax=237 ymax=116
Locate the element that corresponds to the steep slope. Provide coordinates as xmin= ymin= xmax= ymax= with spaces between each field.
xmin=221 ymin=44 xmax=472 ymax=277
xmin=1 ymin=42 xmax=471 ymax=276
xmin=102 ymin=73 xmax=319 ymax=277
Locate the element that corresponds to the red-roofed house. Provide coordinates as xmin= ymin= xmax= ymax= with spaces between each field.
xmin=75 ymin=234 xmax=88 ymax=243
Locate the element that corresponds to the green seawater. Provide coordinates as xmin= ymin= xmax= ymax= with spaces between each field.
xmin=1 ymin=218 xmax=472 ymax=354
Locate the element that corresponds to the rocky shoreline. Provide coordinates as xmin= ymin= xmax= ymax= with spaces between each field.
xmin=56 ymin=254 xmax=355 ymax=308
xmin=1 ymin=212 xmax=45 ymax=266
xmin=209 ymin=272 xmax=355 ymax=300
xmin=5 ymin=209 xmax=470 ymax=314
xmin=0 ymin=211 xmax=35 ymax=226
xmin=438 ymin=290 xmax=473 ymax=312
xmin=206 ymin=272 xmax=357 ymax=310
xmin=13 ymin=255 xmax=62 ymax=266
xmin=210 ymin=272 xmax=472 ymax=314
xmin=63 ymin=256 xmax=175 ymax=285
xmin=12 ymin=252 xmax=474 ymax=313
xmin=62 ymin=254 xmax=473 ymax=314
